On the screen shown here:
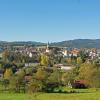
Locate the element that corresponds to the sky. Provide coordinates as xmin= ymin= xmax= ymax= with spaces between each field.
xmin=0 ymin=0 xmax=100 ymax=42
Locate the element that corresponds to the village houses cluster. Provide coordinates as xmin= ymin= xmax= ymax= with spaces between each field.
xmin=1 ymin=43 xmax=100 ymax=63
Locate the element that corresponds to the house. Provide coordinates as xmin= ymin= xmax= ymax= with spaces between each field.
xmin=29 ymin=51 xmax=39 ymax=58
xmin=29 ymin=52 xmax=33 ymax=58
xmin=55 ymin=64 xmax=73 ymax=71
xmin=60 ymin=65 xmax=73 ymax=70
xmin=62 ymin=50 xmax=68 ymax=57
xmin=25 ymin=63 xmax=39 ymax=67
xmin=68 ymin=80 xmax=87 ymax=89
xmin=89 ymin=50 xmax=97 ymax=59
xmin=71 ymin=48 xmax=80 ymax=57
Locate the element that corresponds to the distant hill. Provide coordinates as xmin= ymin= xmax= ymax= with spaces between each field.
xmin=1 ymin=39 xmax=100 ymax=48
xmin=51 ymin=39 xmax=100 ymax=48
xmin=0 ymin=41 xmax=45 ymax=46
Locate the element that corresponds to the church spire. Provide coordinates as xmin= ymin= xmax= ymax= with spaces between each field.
xmin=47 ymin=42 xmax=49 ymax=49
xmin=46 ymin=42 xmax=50 ymax=53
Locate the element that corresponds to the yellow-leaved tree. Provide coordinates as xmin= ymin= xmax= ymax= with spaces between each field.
xmin=77 ymin=57 xmax=82 ymax=64
xmin=40 ymin=54 xmax=49 ymax=66
xmin=4 ymin=68 xmax=13 ymax=80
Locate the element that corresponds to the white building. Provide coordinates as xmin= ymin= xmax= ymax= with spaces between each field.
xmin=29 ymin=52 xmax=33 ymax=58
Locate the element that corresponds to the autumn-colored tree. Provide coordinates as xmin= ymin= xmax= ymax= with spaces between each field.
xmin=67 ymin=58 xmax=72 ymax=64
xmin=62 ymin=68 xmax=79 ymax=86
xmin=77 ymin=57 xmax=82 ymax=65
xmin=79 ymin=63 xmax=100 ymax=87
xmin=16 ymin=69 xmax=25 ymax=80
xmin=9 ymin=76 xmax=18 ymax=92
xmin=40 ymin=54 xmax=49 ymax=66
xmin=2 ymin=50 xmax=9 ymax=62
xmin=27 ymin=79 xmax=42 ymax=94
xmin=89 ymin=69 xmax=100 ymax=88
xmin=79 ymin=63 xmax=94 ymax=80
xmin=62 ymin=72 xmax=72 ymax=83
xmin=35 ymin=68 xmax=47 ymax=81
xmin=4 ymin=68 xmax=13 ymax=80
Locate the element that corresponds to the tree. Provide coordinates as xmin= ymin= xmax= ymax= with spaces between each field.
xmin=27 ymin=79 xmax=42 ymax=94
xmin=9 ymin=76 xmax=18 ymax=92
xmin=4 ymin=68 xmax=13 ymax=80
xmin=40 ymin=54 xmax=49 ymax=66
xmin=77 ymin=57 xmax=82 ymax=65
xmin=3 ymin=68 xmax=13 ymax=91
xmin=61 ymin=65 xmax=80 ymax=87
xmin=67 ymin=58 xmax=72 ymax=64
xmin=62 ymin=69 xmax=79 ymax=87
xmin=79 ymin=63 xmax=100 ymax=88
xmin=62 ymin=72 xmax=74 ymax=85
xmin=25 ymin=67 xmax=33 ymax=75
xmin=71 ymin=56 xmax=77 ymax=64
xmin=16 ymin=69 xmax=25 ymax=80
xmin=2 ymin=50 xmax=9 ymax=62
xmin=79 ymin=51 xmax=88 ymax=63
xmin=35 ymin=68 xmax=47 ymax=81
xmin=79 ymin=63 xmax=94 ymax=80
xmin=90 ymin=69 xmax=100 ymax=88
xmin=45 ymin=68 xmax=62 ymax=92
xmin=8 ymin=55 xmax=14 ymax=63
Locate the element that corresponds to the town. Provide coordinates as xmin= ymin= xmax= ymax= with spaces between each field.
xmin=0 ymin=42 xmax=100 ymax=94
xmin=0 ymin=0 xmax=100 ymax=99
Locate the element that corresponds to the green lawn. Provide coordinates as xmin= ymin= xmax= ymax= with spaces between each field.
xmin=0 ymin=90 xmax=100 ymax=100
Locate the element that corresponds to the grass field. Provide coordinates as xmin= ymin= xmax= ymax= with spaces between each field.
xmin=0 ymin=89 xmax=100 ymax=100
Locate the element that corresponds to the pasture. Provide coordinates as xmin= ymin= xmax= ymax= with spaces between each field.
xmin=0 ymin=89 xmax=100 ymax=100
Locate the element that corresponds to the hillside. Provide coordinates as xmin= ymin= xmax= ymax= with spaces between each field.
xmin=0 ymin=41 xmax=45 ymax=46
xmin=1 ymin=39 xmax=100 ymax=48
xmin=51 ymin=39 xmax=100 ymax=48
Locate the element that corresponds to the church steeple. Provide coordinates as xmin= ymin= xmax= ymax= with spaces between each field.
xmin=46 ymin=42 xmax=50 ymax=53
xmin=47 ymin=42 xmax=49 ymax=49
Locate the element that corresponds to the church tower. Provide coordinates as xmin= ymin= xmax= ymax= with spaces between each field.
xmin=46 ymin=42 xmax=50 ymax=53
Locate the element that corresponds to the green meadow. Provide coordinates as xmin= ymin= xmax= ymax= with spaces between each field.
xmin=0 ymin=89 xmax=100 ymax=100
